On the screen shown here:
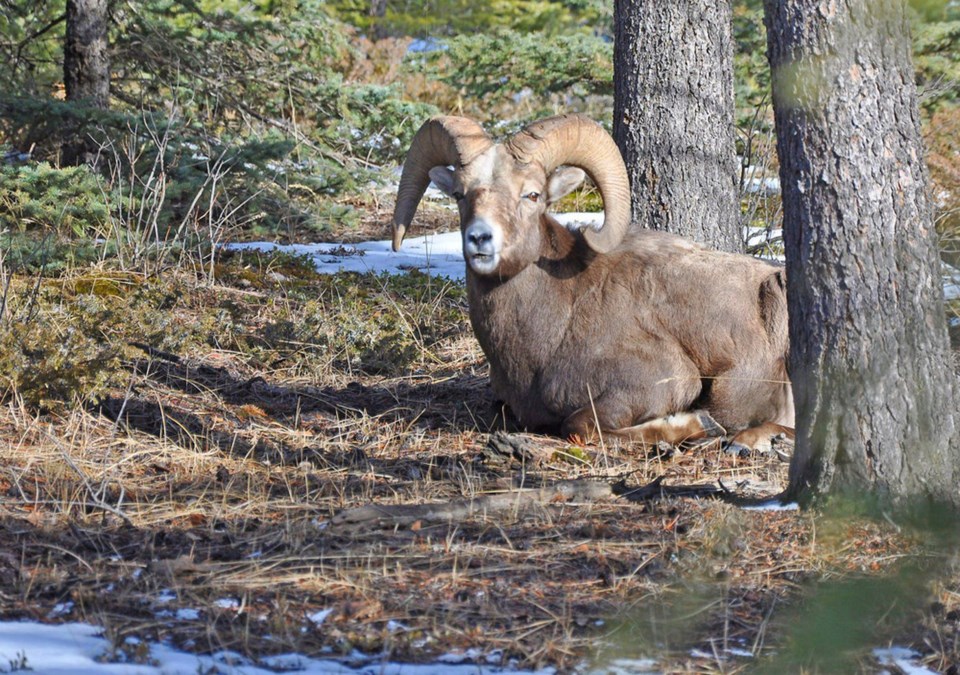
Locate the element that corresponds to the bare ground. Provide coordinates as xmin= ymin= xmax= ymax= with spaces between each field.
xmin=0 ymin=248 xmax=957 ymax=673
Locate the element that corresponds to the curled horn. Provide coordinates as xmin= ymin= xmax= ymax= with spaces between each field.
xmin=392 ymin=116 xmax=493 ymax=251
xmin=507 ymin=114 xmax=631 ymax=254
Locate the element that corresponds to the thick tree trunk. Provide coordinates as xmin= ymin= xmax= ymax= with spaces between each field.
xmin=369 ymin=0 xmax=388 ymax=40
xmin=765 ymin=0 xmax=959 ymax=505
xmin=612 ymin=0 xmax=740 ymax=252
xmin=63 ymin=0 xmax=109 ymax=165
xmin=369 ymin=0 xmax=387 ymax=18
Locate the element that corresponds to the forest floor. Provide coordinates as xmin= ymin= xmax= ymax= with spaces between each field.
xmin=1 ymin=198 xmax=959 ymax=673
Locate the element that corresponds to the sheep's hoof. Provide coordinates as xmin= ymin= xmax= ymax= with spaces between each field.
xmin=724 ymin=441 xmax=753 ymax=458
xmin=697 ymin=411 xmax=726 ymax=438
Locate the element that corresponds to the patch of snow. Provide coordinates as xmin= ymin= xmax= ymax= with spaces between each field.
xmin=741 ymin=176 xmax=781 ymax=197
xmin=437 ymin=647 xmax=524 ymax=673
xmin=554 ymin=212 xmax=605 ymax=231
xmin=742 ymin=500 xmax=800 ymax=511
xmin=942 ymin=262 xmax=960 ymax=301
xmin=306 ymin=608 xmax=334 ymax=626
xmin=229 ymin=212 xmax=607 ymax=281
xmin=0 ymin=620 xmax=554 ymax=674
xmin=485 ymin=649 xmax=505 ymax=664
xmin=944 ymin=281 xmax=960 ymax=301
xmin=744 ymin=225 xmax=783 ymax=246
xmin=437 ymin=648 xmax=479 ymax=664
xmin=588 ymin=657 xmax=660 ymax=675
xmin=407 ymin=37 xmax=446 ymax=54
xmin=155 ymin=589 xmax=177 ymax=604
xmin=174 ymin=608 xmax=200 ymax=620
xmin=261 ymin=652 xmax=308 ymax=670
xmin=231 ymin=231 xmax=466 ymax=280
xmin=873 ymin=646 xmax=938 ymax=675
xmin=48 ymin=601 xmax=74 ymax=618
xmin=215 ymin=598 xmax=241 ymax=610
xmin=211 ymin=649 xmax=251 ymax=666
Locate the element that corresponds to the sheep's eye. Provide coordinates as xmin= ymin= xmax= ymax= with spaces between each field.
xmin=452 ymin=191 xmax=465 ymax=201
xmin=524 ymin=192 xmax=540 ymax=203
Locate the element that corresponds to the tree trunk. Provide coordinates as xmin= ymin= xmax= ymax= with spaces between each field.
xmin=369 ymin=0 xmax=388 ymax=40
xmin=369 ymin=0 xmax=387 ymax=18
xmin=612 ymin=0 xmax=740 ymax=252
xmin=764 ymin=0 xmax=959 ymax=505
xmin=62 ymin=0 xmax=109 ymax=166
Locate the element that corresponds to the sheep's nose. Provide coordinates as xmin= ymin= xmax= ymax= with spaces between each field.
xmin=468 ymin=230 xmax=492 ymax=246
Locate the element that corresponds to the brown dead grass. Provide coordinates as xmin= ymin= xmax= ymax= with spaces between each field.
xmin=0 ymin=251 xmax=953 ymax=674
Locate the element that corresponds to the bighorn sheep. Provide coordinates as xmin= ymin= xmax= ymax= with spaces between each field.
xmin=392 ymin=114 xmax=794 ymax=451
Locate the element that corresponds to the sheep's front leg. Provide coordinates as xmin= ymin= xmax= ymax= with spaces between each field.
xmin=613 ymin=412 xmax=726 ymax=446
xmin=561 ymin=406 xmax=725 ymax=447
xmin=725 ymin=422 xmax=794 ymax=455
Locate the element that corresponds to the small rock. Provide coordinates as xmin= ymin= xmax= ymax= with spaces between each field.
xmin=482 ymin=432 xmax=534 ymax=465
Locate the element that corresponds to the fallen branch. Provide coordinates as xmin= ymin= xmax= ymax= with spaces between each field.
xmin=327 ymin=479 xmax=616 ymax=531
xmin=129 ymin=341 xmax=181 ymax=363
xmin=613 ymin=475 xmax=725 ymax=501
xmin=324 ymin=473 xmax=762 ymax=532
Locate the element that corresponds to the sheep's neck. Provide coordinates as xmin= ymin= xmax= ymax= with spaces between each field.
xmin=465 ymin=217 xmax=589 ymax=424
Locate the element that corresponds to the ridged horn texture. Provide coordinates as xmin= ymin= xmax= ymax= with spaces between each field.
xmin=392 ymin=116 xmax=493 ymax=251
xmin=506 ymin=114 xmax=631 ymax=254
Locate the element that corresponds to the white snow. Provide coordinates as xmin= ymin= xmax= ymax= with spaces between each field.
xmin=741 ymin=500 xmax=800 ymax=511
xmin=231 ymin=231 xmax=466 ymax=279
xmin=47 ymin=601 xmax=74 ymax=619
xmin=306 ymin=608 xmax=334 ymax=626
xmin=229 ymin=212 xmax=605 ymax=281
xmin=873 ymin=646 xmax=938 ymax=674
xmin=0 ymin=620 xmax=555 ymax=674
xmin=587 ymin=657 xmax=660 ymax=674
xmin=174 ymin=608 xmax=200 ymax=620
xmin=0 ymin=620 xmax=936 ymax=675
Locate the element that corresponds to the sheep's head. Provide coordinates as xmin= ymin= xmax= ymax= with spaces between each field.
xmin=391 ymin=115 xmax=631 ymax=278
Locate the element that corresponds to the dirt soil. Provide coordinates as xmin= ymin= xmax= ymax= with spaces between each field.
xmin=0 ymin=245 xmax=958 ymax=674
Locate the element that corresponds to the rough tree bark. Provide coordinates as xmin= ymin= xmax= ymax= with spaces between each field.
xmin=612 ymin=0 xmax=741 ymax=252
xmin=369 ymin=0 xmax=387 ymax=19
xmin=764 ymin=0 xmax=959 ymax=505
xmin=62 ymin=0 xmax=109 ymax=165
xmin=369 ymin=0 xmax=388 ymax=40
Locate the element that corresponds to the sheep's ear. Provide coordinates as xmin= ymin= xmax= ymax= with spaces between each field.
xmin=546 ymin=167 xmax=586 ymax=204
xmin=428 ymin=166 xmax=457 ymax=197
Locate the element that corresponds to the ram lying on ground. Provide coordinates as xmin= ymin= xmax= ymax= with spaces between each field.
xmin=392 ymin=114 xmax=794 ymax=452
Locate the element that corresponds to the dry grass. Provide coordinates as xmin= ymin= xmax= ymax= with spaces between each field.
xmin=0 ymin=249 xmax=954 ymax=673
